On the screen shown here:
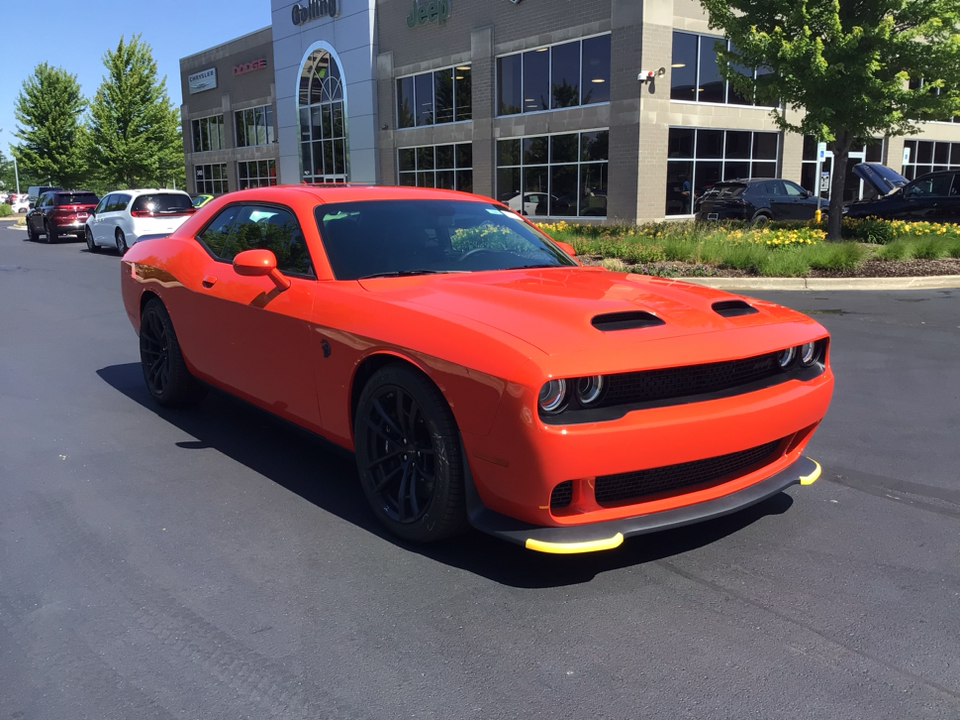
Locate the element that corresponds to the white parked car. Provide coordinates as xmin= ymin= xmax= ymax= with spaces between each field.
xmin=10 ymin=194 xmax=31 ymax=214
xmin=84 ymin=189 xmax=196 ymax=254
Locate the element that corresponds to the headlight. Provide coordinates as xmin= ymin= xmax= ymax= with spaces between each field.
xmin=799 ymin=342 xmax=817 ymax=366
xmin=538 ymin=379 xmax=567 ymax=413
xmin=576 ymin=376 xmax=605 ymax=405
xmin=777 ymin=347 xmax=796 ymax=368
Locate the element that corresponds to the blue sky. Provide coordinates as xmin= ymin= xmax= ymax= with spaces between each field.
xmin=0 ymin=1 xmax=273 ymax=156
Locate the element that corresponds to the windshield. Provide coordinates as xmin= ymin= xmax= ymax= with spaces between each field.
xmin=315 ymin=200 xmax=577 ymax=280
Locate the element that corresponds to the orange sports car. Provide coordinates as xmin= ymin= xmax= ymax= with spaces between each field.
xmin=121 ymin=185 xmax=834 ymax=554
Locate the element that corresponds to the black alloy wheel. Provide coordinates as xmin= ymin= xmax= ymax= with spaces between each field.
xmin=139 ymin=298 xmax=206 ymax=408
xmin=85 ymin=227 xmax=99 ymax=252
xmin=116 ymin=228 xmax=128 ymax=254
xmin=354 ymin=364 xmax=468 ymax=543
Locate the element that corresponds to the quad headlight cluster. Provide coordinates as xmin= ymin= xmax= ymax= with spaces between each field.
xmin=777 ymin=341 xmax=821 ymax=369
xmin=538 ymin=375 xmax=606 ymax=415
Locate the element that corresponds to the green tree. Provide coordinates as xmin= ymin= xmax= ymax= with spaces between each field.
xmin=13 ymin=64 xmax=89 ymax=188
xmin=698 ymin=0 xmax=960 ymax=239
xmin=87 ymin=35 xmax=184 ymax=190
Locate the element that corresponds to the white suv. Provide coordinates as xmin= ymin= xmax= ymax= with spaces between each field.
xmin=85 ymin=189 xmax=196 ymax=254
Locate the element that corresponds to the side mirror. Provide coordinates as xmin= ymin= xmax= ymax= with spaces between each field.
xmin=553 ymin=240 xmax=578 ymax=259
xmin=28 ymin=203 xmax=34 ymax=210
xmin=233 ymin=248 xmax=290 ymax=290
xmin=88 ymin=210 xmax=96 ymax=217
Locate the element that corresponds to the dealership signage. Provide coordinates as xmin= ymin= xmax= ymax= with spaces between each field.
xmin=406 ymin=0 xmax=451 ymax=27
xmin=233 ymin=58 xmax=268 ymax=76
xmin=292 ymin=0 xmax=339 ymax=25
xmin=187 ymin=68 xmax=217 ymax=94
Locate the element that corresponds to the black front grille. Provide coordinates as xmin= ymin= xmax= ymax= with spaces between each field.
xmin=599 ymin=353 xmax=781 ymax=408
xmin=550 ymin=481 xmax=573 ymax=509
xmin=594 ymin=439 xmax=782 ymax=506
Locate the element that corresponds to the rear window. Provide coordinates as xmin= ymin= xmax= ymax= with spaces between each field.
xmin=132 ymin=194 xmax=194 ymax=214
xmin=713 ymin=184 xmax=746 ymax=198
xmin=56 ymin=193 xmax=98 ymax=205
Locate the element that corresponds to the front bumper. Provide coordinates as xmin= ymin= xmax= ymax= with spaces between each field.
xmin=468 ymin=456 xmax=821 ymax=553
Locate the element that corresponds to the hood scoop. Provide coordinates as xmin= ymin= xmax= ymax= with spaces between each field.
xmin=712 ymin=300 xmax=759 ymax=317
xmin=591 ymin=311 xmax=665 ymax=331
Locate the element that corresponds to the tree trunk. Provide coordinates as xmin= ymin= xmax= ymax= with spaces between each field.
xmin=827 ymin=131 xmax=854 ymax=241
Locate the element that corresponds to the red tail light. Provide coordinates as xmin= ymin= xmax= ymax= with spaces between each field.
xmin=131 ymin=210 xmax=155 ymax=218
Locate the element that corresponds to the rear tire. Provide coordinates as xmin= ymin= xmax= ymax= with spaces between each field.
xmin=354 ymin=364 xmax=468 ymax=544
xmin=85 ymin=227 xmax=99 ymax=253
xmin=751 ymin=212 xmax=771 ymax=226
xmin=139 ymin=298 xmax=207 ymax=408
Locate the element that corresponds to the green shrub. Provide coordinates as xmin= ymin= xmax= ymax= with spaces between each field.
xmin=620 ymin=242 xmax=667 ymax=264
xmin=757 ymin=250 xmax=811 ymax=277
xmin=0 ymin=204 xmax=12 ymax=218
xmin=911 ymin=237 xmax=948 ymax=260
xmin=807 ymin=242 xmax=867 ymax=271
xmin=875 ymin=240 xmax=911 ymax=261
xmin=947 ymin=238 xmax=960 ymax=259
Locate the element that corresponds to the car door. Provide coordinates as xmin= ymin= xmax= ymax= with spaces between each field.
xmin=899 ymin=173 xmax=952 ymax=221
xmin=91 ymin=195 xmax=112 ymax=244
xmin=763 ymin=181 xmax=796 ymax=219
xmin=783 ymin=180 xmax=821 ymax=220
xmin=173 ymin=202 xmax=321 ymax=428
xmin=938 ymin=172 xmax=960 ymax=222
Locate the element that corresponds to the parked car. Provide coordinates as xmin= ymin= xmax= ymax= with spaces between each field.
xmin=85 ymin=189 xmax=196 ymax=254
xmin=191 ymin=193 xmax=214 ymax=208
xmin=504 ymin=192 xmax=554 ymax=216
xmin=845 ymin=163 xmax=960 ymax=221
xmin=120 ymin=185 xmax=834 ymax=554
xmin=10 ymin=194 xmax=31 ymax=214
xmin=26 ymin=190 xmax=99 ymax=243
xmin=696 ymin=178 xmax=827 ymax=223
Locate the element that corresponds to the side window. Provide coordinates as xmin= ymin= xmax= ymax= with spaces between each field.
xmin=783 ymin=181 xmax=807 ymax=197
xmin=216 ymin=205 xmax=313 ymax=276
xmin=96 ymin=195 xmax=112 ymax=213
xmin=197 ymin=205 xmax=242 ymax=258
xmin=928 ymin=174 xmax=953 ymax=197
xmin=114 ymin=194 xmax=132 ymax=212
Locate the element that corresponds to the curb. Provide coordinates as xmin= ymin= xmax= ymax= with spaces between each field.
xmin=681 ymin=275 xmax=960 ymax=292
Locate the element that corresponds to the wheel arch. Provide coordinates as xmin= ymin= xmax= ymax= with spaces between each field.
xmin=350 ymin=353 xmax=437 ymax=441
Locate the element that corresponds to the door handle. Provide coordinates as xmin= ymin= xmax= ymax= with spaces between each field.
xmin=202 ymin=275 xmax=218 ymax=288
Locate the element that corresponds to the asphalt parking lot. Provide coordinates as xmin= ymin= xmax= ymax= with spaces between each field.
xmin=2 ymin=224 xmax=959 ymax=720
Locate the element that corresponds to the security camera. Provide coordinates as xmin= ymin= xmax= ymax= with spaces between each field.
xmin=638 ymin=66 xmax=666 ymax=82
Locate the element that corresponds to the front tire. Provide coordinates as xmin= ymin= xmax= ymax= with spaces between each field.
xmin=116 ymin=229 xmax=128 ymax=255
xmin=85 ymin=227 xmax=99 ymax=252
xmin=354 ymin=364 xmax=468 ymax=543
xmin=139 ymin=298 xmax=206 ymax=408
xmin=27 ymin=222 xmax=38 ymax=242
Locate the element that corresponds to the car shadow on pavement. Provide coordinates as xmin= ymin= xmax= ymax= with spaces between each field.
xmin=98 ymin=361 xmax=794 ymax=588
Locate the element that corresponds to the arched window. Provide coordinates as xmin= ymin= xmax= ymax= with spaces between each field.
xmin=299 ymin=50 xmax=348 ymax=183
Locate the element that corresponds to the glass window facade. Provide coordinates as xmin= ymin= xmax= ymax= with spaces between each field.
xmin=238 ymin=159 xmax=277 ymax=189
xmin=192 ymin=115 xmax=225 ymax=153
xmin=496 ymin=130 xmax=608 ymax=217
xmin=397 ymin=65 xmax=472 ymax=129
xmin=497 ymin=35 xmax=611 ymax=115
xmin=901 ymin=139 xmax=960 ymax=179
xmin=299 ymin=51 xmax=348 ymax=182
xmin=398 ymin=143 xmax=473 ymax=192
xmin=670 ymin=32 xmax=772 ymax=106
xmin=235 ymin=106 xmax=275 ymax=148
xmin=665 ymin=128 xmax=779 ymax=216
xmin=195 ymin=163 xmax=228 ymax=194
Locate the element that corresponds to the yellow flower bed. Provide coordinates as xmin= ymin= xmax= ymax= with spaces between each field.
xmin=747 ymin=227 xmax=826 ymax=247
xmin=888 ymin=220 xmax=960 ymax=237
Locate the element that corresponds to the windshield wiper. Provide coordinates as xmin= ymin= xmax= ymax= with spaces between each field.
xmin=508 ymin=263 xmax=566 ymax=270
xmin=359 ymin=269 xmax=469 ymax=279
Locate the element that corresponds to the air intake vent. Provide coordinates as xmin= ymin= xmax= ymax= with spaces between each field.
xmin=592 ymin=311 xmax=665 ymax=331
xmin=712 ymin=300 xmax=759 ymax=317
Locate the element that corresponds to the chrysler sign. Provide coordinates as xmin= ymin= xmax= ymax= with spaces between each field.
xmin=187 ymin=68 xmax=217 ymax=94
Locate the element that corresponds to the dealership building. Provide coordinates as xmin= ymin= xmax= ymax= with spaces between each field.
xmin=178 ymin=0 xmax=960 ymax=223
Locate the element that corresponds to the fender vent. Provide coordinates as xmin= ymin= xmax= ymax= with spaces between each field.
xmin=712 ymin=300 xmax=759 ymax=317
xmin=592 ymin=311 xmax=665 ymax=331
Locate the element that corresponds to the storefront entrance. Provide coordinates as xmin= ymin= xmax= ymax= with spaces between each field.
xmin=298 ymin=49 xmax=349 ymax=184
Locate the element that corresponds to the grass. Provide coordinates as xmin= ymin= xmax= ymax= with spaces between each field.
xmin=537 ymin=218 xmax=960 ymax=277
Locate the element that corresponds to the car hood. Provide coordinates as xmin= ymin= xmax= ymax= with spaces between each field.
xmin=852 ymin=163 xmax=908 ymax=197
xmin=358 ymin=267 xmax=817 ymax=357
